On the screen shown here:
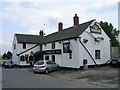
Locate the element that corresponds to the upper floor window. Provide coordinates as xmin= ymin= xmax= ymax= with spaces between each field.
xmin=23 ymin=43 xmax=26 ymax=49
xmin=14 ymin=44 xmax=16 ymax=49
xmin=52 ymin=42 xmax=55 ymax=49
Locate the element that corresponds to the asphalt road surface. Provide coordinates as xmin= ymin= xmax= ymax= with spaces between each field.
xmin=2 ymin=67 xmax=116 ymax=88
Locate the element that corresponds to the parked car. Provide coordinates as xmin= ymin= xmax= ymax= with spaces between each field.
xmin=2 ymin=60 xmax=14 ymax=68
xmin=33 ymin=60 xmax=59 ymax=74
xmin=110 ymin=54 xmax=120 ymax=67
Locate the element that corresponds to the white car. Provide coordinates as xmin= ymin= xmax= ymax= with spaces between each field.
xmin=33 ymin=60 xmax=59 ymax=74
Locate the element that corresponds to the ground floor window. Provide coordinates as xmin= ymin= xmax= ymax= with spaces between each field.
xmin=52 ymin=55 xmax=55 ymax=62
xmin=45 ymin=56 xmax=49 ymax=60
xmin=20 ymin=55 xmax=25 ymax=61
xmin=29 ymin=55 xmax=33 ymax=61
xmin=69 ymin=52 xmax=72 ymax=59
xmin=95 ymin=50 xmax=101 ymax=59
xmin=25 ymin=54 xmax=28 ymax=63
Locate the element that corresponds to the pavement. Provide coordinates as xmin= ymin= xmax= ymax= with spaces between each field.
xmin=49 ymin=65 xmax=119 ymax=88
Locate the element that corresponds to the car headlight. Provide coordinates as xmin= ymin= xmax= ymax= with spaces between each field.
xmin=5 ymin=63 xmax=8 ymax=65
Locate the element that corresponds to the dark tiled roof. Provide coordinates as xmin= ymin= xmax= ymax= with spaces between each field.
xmin=15 ymin=34 xmax=44 ymax=44
xmin=42 ymin=19 xmax=95 ymax=44
xmin=15 ymin=19 xmax=95 ymax=44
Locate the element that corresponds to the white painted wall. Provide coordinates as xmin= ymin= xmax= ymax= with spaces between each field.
xmin=42 ymin=39 xmax=80 ymax=68
xmin=12 ymin=36 xmax=19 ymax=65
xmin=79 ymin=21 xmax=111 ymax=66
xmin=12 ymin=35 xmax=40 ymax=66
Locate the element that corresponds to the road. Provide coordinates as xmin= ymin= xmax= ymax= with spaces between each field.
xmin=2 ymin=67 xmax=117 ymax=88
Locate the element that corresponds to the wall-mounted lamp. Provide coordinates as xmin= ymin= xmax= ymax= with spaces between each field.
xmin=83 ymin=39 xmax=88 ymax=43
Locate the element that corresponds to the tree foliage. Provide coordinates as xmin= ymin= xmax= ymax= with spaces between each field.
xmin=99 ymin=21 xmax=120 ymax=47
xmin=2 ymin=51 xmax=12 ymax=59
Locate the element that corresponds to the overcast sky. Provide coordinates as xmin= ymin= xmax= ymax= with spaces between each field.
xmin=0 ymin=0 xmax=119 ymax=55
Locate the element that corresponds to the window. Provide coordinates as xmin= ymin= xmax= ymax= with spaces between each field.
xmin=95 ymin=50 xmax=101 ymax=59
xmin=14 ymin=44 xmax=16 ymax=49
xmin=69 ymin=52 xmax=72 ymax=59
xmin=52 ymin=42 xmax=55 ymax=49
xmin=23 ymin=43 xmax=26 ymax=49
xmin=25 ymin=54 xmax=28 ymax=63
xmin=29 ymin=55 xmax=33 ymax=61
xmin=20 ymin=55 xmax=25 ymax=61
xmin=52 ymin=55 xmax=55 ymax=62
xmin=45 ymin=56 xmax=49 ymax=60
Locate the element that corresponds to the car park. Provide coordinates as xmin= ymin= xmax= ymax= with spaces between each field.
xmin=2 ymin=60 xmax=14 ymax=68
xmin=110 ymin=54 xmax=120 ymax=67
xmin=33 ymin=60 xmax=59 ymax=74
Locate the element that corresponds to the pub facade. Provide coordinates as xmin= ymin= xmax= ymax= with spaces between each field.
xmin=12 ymin=14 xmax=111 ymax=68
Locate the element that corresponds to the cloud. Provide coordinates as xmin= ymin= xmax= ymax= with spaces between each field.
xmin=0 ymin=0 xmax=119 ymax=54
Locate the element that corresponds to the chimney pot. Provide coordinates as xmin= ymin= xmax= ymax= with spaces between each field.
xmin=58 ymin=22 xmax=63 ymax=31
xmin=39 ymin=30 xmax=44 ymax=36
xmin=73 ymin=14 xmax=79 ymax=26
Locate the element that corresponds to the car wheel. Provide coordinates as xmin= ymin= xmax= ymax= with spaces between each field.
xmin=56 ymin=66 xmax=59 ymax=70
xmin=45 ymin=69 xmax=49 ymax=74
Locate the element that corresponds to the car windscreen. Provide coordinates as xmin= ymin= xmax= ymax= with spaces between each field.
xmin=35 ymin=61 xmax=44 ymax=65
xmin=116 ymin=55 xmax=120 ymax=58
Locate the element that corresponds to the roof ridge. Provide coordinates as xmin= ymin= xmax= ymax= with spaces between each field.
xmin=15 ymin=33 xmax=41 ymax=37
xmin=45 ymin=19 xmax=95 ymax=37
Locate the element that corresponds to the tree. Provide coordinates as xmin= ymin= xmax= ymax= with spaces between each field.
xmin=99 ymin=21 xmax=120 ymax=47
xmin=6 ymin=51 xmax=12 ymax=59
xmin=2 ymin=51 xmax=12 ymax=59
xmin=2 ymin=53 xmax=7 ymax=59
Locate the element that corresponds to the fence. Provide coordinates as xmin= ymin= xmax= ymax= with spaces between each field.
xmin=111 ymin=47 xmax=120 ymax=58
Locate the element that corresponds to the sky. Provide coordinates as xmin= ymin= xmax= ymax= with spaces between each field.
xmin=0 ymin=0 xmax=119 ymax=55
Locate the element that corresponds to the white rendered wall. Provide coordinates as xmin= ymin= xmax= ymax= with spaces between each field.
xmin=79 ymin=21 xmax=111 ymax=66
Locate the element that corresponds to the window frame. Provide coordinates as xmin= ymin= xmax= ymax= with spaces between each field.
xmin=20 ymin=55 xmax=25 ymax=61
xmin=14 ymin=44 xmax=16 ymax=49
xmin=95 ymin=50 xmax=101 ymax=59
xmin=52 ymin=42 xmax=55 ymax=49
xmin=45 ymin=56 xmax=49 ymax=60
xmin=23 ymin=43 xmax=26 ymax=49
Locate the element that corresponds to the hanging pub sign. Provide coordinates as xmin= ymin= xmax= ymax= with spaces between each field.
xmin=63 ymin=43 xmax=71 ymax=53
xmin=90 ymin=23 xmax=101 ymax=34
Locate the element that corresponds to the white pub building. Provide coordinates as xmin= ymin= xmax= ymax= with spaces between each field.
xmin=12 ymin=14 xmax=111 ymax=68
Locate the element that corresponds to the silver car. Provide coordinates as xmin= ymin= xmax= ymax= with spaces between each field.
xmin=33 ymin=60 xmax=59 ymax=74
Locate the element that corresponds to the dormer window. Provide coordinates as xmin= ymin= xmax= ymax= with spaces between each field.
xmin=23 ymin=43 xmax=26 ymax=49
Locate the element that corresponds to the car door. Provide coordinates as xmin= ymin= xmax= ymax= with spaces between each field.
xmin=51 ymin=61 xmax=57 ymax=70
xmin=46 ymin=61 xmax=53 ymax=71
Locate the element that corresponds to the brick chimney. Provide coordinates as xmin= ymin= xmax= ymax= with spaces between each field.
xmin=39 ymin=30 xmax=44 ymax=36
xmin=58 ymin=22 xmax=63 ymax=31
xmin=73 ymin=14 xmax=79 ymax=26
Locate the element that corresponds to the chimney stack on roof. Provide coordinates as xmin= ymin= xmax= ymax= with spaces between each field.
xmin=39 ymin=30 xmax=44 ymax=36
xmin=58 ymin=22 xmax=63 ymax=31
xmin=73 ymin=14 xmax=79 ymax=26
